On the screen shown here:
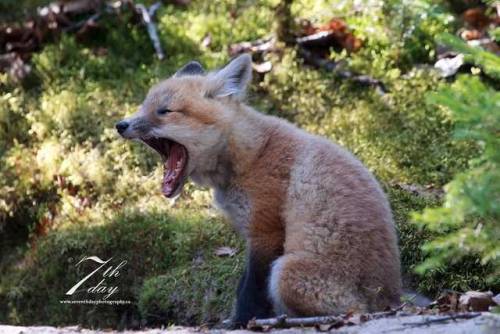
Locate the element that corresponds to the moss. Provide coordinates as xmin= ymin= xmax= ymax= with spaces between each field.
xmin=139 ymin=254 xmax=243 ymax=327
xmin=0 ymin=210 xmax=241 ymax=328
xmin=260 ymin=50 xmax=475 ymax=186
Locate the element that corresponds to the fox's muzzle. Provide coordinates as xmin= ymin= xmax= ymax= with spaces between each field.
xmin=115 ymin=120 xmax=129 ymax=134
xmin=115 ymin=117 xmax=152 ymax=139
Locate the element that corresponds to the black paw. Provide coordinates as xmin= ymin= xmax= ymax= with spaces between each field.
xmin=221 ymin=317 xmax=249 ymax=330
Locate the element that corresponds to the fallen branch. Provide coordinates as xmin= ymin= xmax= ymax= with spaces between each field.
xmin=391 ymin=183 xmax=444 ymax=200
xmin=228 ymin=36 xmax=275 ymax=57
xmin=135 ymin=2 xmax=165 ymax=60
xmin=298 ymin=47 xmax=388 ymax=94
xmin=247 ymin=314 xmax=345 ymax=329
xmin=230 ymin=30 xmax=386 ymax=94
xmin=297 ymin=30 xmax=344 ymax=50
xmin=247 ymin=302 xmax=415 ymax=331
xmin=64 ymin=11 xmax=102 ymax=33
xmin=402 ymin=312 xmax=482 ymax=327
xmin=366 ymin=302 xmax=409 ymax=320
xmin=0 ymin=0 xmax=175 ymax=81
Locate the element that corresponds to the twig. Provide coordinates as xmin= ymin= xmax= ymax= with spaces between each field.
xmin=367 ymin=302 xmax=408 ymax=319
xmin=402 ymin=313 xmax=482 ymax=327
xmin=229 ymin=36 xmax=275 ymax=57
xmin=298 ymin=46 xmax=388 ymax=94
xmin=297 ymin=30 xmax=343 ymax=49
xmin=297 ymin=46 xmax=338 ymax=71
xmin=248 ymin=314 xmax=345 ymax=329
xmin=247 ymin=303 xmax=413 ymax=330
xmin=391 ymin=183 xmax=444 ymax=200
xmin=135 ymin=2 xmax=165 ymax=60
xmin=64 ymin=12 xmax=102 ymax=33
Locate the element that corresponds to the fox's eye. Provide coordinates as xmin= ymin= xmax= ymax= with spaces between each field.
xmin=157 ymin=108 xmax=173 ymax=115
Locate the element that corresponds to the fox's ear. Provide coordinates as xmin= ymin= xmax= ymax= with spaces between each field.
xmin=174 ymin=61 xmax=205 ymax=77
xmin=207 ymin=54 xmax=252 ymax=100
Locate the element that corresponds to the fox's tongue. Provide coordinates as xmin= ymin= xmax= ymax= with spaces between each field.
xmin=162 ymin=142 xmax=187 ymax=198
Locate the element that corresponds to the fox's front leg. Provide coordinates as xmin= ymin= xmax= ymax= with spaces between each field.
xmin=233 ymin=251 xmax=273 ymax=327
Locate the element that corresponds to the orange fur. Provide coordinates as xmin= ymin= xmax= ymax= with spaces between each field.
xmin=119 ymin=55 xmax=402 ymax=320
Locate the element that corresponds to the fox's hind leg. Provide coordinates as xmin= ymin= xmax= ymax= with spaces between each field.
xmin=268 ymin=252 xmax=368 ymax=316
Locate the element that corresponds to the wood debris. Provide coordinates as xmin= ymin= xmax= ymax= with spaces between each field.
xmin=297 ymin=18 xmax=362 ymax=54
xmin=435 ymin=3 xmax=499 ymax=77
xmin=245 ymin=290 xmax=500 ymax=331
xmin=214 ymin=246 xmax=237 ymax=257
xmin=0 ymin=0 xmax=190 ymax=81
xmin=401 ymin=312 xmax=482 ymax=328
xmin=392 ymin=183 xmax=445 ymax=200
xmin=228 ymin=36 xmax=275 ymax=57
xmin=135 ymin=2 xmax=164 ymax=60
xmin=229 ymin=17 xmax=385 ymax=93
xmin=431 ymin=290 xmax=499 ymax=313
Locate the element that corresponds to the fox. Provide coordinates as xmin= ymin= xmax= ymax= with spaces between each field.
xmin=116 ymin=54 xmax=403 ymax=327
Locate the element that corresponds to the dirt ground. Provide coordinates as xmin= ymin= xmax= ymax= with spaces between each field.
xmin=1 ymin=313 xmax=499 ymax=334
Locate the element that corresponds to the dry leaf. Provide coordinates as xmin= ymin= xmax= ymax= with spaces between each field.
xmin=463 ymin=7 xmax=491 ymax=30
xmin=253 ymin=61 xmax=272 ymax=73
xmin=436 ymin=290 xmax=460 ymax=312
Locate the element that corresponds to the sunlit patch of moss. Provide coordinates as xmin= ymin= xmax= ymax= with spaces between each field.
xmin=260 ymin=49 xmax=474 ymax=185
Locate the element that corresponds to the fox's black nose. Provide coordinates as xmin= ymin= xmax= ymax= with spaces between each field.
xmin=115 ymin=121 xmax=129 ymax=134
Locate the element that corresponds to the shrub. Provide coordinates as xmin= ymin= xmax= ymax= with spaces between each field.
xmin=382 ymin=0 xmax=455 ymax=68
xmin=412 ymin=35 xmax=500 ymax=288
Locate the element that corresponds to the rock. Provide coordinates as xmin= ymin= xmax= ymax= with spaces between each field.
xmin=493 ymin=293 xmax=500 ymax=306
xmin=434 ymin=54 xmax=465 ymax=77
xmin=459 ymin=291 xmax=495 ymax=312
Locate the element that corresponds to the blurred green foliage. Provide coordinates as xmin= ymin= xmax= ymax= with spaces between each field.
xmin=412 ymin=34 xmax=500 ymax=284
xmin=0 ymin=0 xmax=498 ymax=329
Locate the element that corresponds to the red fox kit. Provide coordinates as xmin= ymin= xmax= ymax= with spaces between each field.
xmin=116 ymin=54 xmax=402 ymax=326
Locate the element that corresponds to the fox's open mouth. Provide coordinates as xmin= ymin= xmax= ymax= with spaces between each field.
xmin=140 ymin=137 xmax=188 ymax=198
